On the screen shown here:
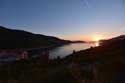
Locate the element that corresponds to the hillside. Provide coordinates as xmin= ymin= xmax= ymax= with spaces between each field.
xmin=63 ymin=35 xmax=125 ymax=83
xmin=99 ymin=35 xmax=125 ymax=46
xmin=0 ymin=26 xmax=72 ymax=49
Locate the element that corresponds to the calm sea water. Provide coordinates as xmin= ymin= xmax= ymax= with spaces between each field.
xmin=0 ymin=43 xmax=96 ymax=61
xmin=49 ymin=43 xmax=96 ymax=59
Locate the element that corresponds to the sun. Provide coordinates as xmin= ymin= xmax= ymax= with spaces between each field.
xmin=93 ymin=35 xmax=103 ymax=42
xmin=92 ymin=35 xmax=105 ymax=46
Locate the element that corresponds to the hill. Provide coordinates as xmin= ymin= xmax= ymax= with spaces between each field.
xmin=99 ymin=35 xmax=125 ymax=47
xmin=0 ymin=26 xmax=72 ymax=49
xmin=63 ymin=35 xmax=125 ymax=83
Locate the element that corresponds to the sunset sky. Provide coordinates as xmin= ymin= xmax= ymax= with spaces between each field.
xmin=0 ymin=0 xmax=124 ymax=41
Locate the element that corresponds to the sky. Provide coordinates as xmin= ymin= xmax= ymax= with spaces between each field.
xmin=0 ymin=0 xmax=124 ymax=41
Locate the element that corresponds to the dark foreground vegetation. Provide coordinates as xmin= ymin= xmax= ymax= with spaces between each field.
xmin=0 ymin=34 xmax=125 ymax=83
xmin=64 ymin=35 xmax=125 ymax=83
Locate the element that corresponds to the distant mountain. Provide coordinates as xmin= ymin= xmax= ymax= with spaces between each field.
xmin=0 ymin=26 xmax=72 ymax=49
xmin=70 ymin=40 xmax=85 ymax=43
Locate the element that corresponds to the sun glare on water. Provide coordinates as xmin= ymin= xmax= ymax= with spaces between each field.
xmin=93 ymin=36 xmax=104 ymax=46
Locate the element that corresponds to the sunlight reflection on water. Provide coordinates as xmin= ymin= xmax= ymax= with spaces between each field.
xmin=95 ymin=41 xmax=99 ymax=46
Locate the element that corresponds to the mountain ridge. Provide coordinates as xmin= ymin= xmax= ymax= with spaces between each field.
xmin=0 ymin=26 xmax=84 ymax=49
